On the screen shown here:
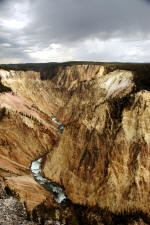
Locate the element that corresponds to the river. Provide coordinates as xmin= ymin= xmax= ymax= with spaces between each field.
xmin=31 ymin=116 xmax=66 ymax=204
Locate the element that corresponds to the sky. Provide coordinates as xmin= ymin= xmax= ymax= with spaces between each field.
xmin=0 ymin=0 xmax=150 ymax=63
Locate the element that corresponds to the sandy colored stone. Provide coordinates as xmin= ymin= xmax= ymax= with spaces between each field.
xmin=43 ymin=69 xmax=150 ymax=216
xmin=2 ymin=175 xmax=56 ymax=213
xmin=0 ymin=65 xmax=150 ymax=224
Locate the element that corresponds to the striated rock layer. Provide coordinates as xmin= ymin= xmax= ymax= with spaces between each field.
xmin=0 ymin=69 xmax=60 ymax=216
xmin=43 ymin=67 xmax=150 ymax=216
xmin=0 ymin=63 xmax=150 ymax=224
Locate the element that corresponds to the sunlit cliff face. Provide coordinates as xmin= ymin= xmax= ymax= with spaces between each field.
xmin=1 ymin=63 xmax=150 ymax=225
xmin=40 ymin=65 xmax=150 ymax=216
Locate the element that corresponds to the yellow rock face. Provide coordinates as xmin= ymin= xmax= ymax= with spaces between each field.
xmin=42 ymin=67 xmax=150 ymax=215
xmin=0 ymin=64 xmax=150 ymax=220
xmin=0 ymin=69 xmax=61 ymax=213
xmin=2 ymin=175 xmax=55 ymax=213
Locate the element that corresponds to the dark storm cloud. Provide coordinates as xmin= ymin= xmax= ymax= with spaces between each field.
xmin=26 ymin=0 xmax=150 ymax=45
xmin=0 ymin=0 xmax=150 ymax=63
xmin=143 ymin=0 xmax=150 ymax=2
xmin=0 ymin=0 xmax=34 ymax=63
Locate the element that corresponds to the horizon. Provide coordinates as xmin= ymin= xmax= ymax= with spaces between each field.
xmin=1 ymin=61 xmax=150 ymax=66
xmin=1 ymin=0 xmax=150 ymax=64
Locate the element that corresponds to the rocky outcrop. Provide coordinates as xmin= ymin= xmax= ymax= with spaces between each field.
xmin=43 ymin=68 xmax=150 ymax=217
xmin=0 ymin=69 xmax=66 ymax=117
xmin=48 ymin=64 xmax=106 ymax=90
xmin=0 ymin=183 xmax=36 ymax=225
xmin=0 ymin=69 xmax=60 ymax=216
xmin=0 ymin=63 xmax=150 ymax=224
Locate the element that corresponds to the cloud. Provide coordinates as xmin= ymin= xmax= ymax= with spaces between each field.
xmin=27 ymin=38 xmax=150 ymax=63
xmin=26 ymin=0 xmax=150 ymax=44
xmin=1 ymin=0 xmax=150 ymax=63
xmin=143 ymin=0 xmax=150 ymax=3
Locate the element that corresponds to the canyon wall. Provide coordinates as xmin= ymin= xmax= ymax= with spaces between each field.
xmin=42 ymin=66 xmax=150 ymax=215
xmin=0 ymin=63 xmax=150 ymax=224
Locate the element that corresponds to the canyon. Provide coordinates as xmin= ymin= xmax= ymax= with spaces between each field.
xmin=0 ymin=62 xmax=150 ymax=224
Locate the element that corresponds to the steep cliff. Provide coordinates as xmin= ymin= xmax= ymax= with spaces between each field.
xmin=43 ymin=67 xmax=150 ymax=217
xmin=0 ymin=69 xmax=60 ymax=215
xmin=0 ymin=63 xmax=150 ymax=224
